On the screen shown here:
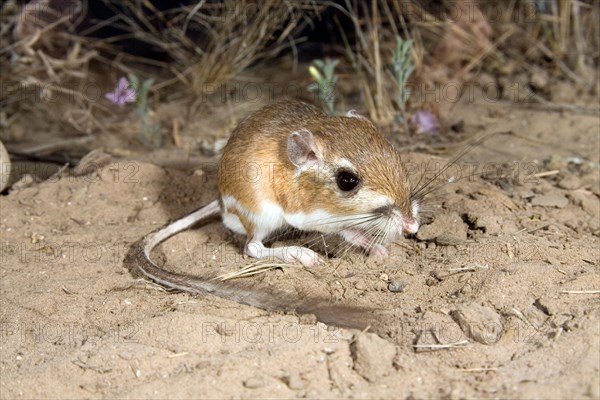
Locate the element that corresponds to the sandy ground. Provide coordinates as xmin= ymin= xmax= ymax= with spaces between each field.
xmin=1 ymin=84 xmax=599 ymax=398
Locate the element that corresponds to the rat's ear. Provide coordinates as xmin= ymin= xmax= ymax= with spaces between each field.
xmin=287 ymin=129 xmax=322 ymax=170
xmin=346 ymin=109 xmax=366 ymax=119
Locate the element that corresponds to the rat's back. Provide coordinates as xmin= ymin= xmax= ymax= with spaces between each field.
xmin=217 ymin=101 xmax=322 ymax=231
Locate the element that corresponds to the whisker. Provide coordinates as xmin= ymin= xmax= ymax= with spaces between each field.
xmin=309 ymin=215 xmax=383 ymax=232
xmin=306 ymin=213 xmax=380 ymax=227
xmin=410 ymin=133 xmax=495 ymax=201
xmin=411 ymin=166 xmax=487 ymax=203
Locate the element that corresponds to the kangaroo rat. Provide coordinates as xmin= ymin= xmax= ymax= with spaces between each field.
xmin=125 ymin=100 xmax=419 ymax=326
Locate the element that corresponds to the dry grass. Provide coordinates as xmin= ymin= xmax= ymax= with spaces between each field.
xmin=340 ymin=0 xmax=598 ymax=127
xmin=483 ymin=0 xmax=599 ymax=85
xmin=337 ymin=0 xmax=496 ymax=125
xmin=0 ymin=0 xmax=597 ymax=146
xmin=339 ymin=0 xmax=416 ymax=125
xmin=0 ymin=1 xmax=314 ymax=138
xmin=0 ymin=1 xmax=105 ymax=135
xmin=86 ymin=1 xmax=312 ymax=94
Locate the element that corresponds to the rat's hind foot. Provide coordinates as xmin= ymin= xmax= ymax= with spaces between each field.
xmin=246 ymin=241 xmax=322 ymax=267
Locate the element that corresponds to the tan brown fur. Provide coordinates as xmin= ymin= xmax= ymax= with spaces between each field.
xmin=218 ymin=100 xmax=412 ymax=219
xmin=128 ymin=100 xmax=420 ymax=332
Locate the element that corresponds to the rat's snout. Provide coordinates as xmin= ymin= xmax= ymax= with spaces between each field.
xmin=403 ymin=217 xmax=419 ymax=234
xmin=378 ymin=204 xmax=419 ymax=235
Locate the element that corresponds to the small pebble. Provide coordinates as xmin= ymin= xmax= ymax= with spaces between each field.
xmin=425 ymin=278 xmax=438 ymax=287
xmin=351 ymin=333 xmax=396 ymax=382
xmin=546 ymin=155 xmax=568 ymax=171
xmin=568 ymin=191 xmax=599 ymax=217
xmin=388 ymin=282 xmax=406 ymax=293
xmin=282 ymin=372 xmax=304 ymax=390
xmin=451 ymin=303 xmax=504 ymax=345
xmin=557 ymin=175 xmax=581 ymax=190
xmin=243 ymin=376 xmax=265 ymax=389
xmin=530 ymin=193 xmax=569 ymax=208
xmin=519 ymin=190 xmax=536 ymax=199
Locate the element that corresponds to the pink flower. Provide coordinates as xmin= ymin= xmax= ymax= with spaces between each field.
xmin=105 ymin=77 xmax=137 ymax=107
xmin=410 ymin=110 xmax=440 ymax=135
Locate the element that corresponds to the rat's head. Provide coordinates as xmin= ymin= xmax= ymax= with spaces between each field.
xmin=286 ymin=111 xmax=419 ymax=249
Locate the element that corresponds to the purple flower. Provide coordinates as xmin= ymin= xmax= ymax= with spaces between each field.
xmin=105 ymin=77 xmax=137 ymax=108
xmin=410 ymin=110 xmax=440 ymax=135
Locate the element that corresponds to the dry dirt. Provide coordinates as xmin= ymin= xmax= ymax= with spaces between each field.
xmin=1 ymin=84 xmax=599 ymax=399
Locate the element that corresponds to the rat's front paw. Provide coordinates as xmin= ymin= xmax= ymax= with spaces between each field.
xmin=368 ymin=244 xmax=389 ymax=259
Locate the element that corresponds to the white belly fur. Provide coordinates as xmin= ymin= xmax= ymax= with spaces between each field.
xmin=221 ymin=196 xmax=288 ymax=239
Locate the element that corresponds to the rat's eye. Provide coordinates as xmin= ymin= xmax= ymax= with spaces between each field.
xmin=336 ymin=171 xmax=360 ymax=191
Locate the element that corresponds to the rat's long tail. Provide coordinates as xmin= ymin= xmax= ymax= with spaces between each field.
xmin=124 ymin=200 xmax=379 ymax=331
xmin=129 ymin=200 xmax=221 ymax=291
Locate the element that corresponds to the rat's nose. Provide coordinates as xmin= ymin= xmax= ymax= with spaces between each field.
xmin=403 ymin=217 xmax=419 ymax=234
